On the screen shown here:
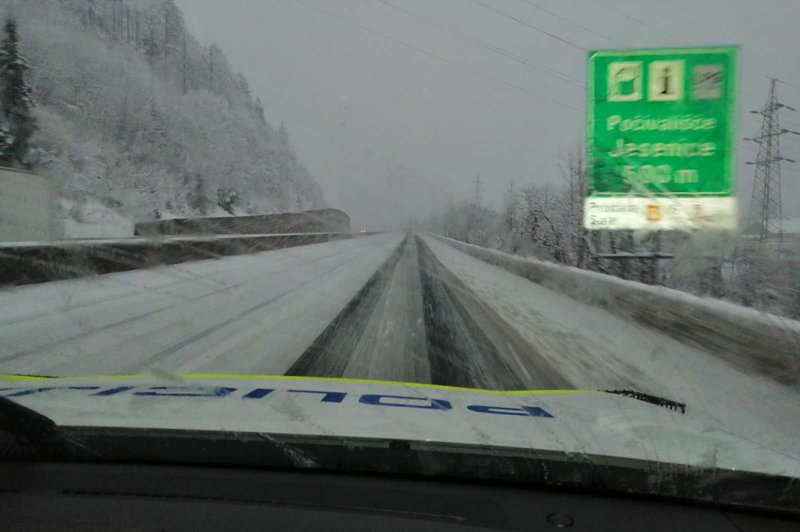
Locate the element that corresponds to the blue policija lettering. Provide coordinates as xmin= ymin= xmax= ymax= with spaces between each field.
xmin=0 ymin=385 xmax=555 ymax=419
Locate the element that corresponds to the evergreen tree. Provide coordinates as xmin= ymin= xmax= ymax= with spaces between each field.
xmin=0 ymin=18 xmax=36 ymax=168
xmin=278 ymin=121 xmax=290 ymax=146
xmin=254 ymin=97 xmax=267 ymax=124
xmin=503 ymin=180 xmax=516 ymax=232
xmin=236 ymin=72 xmax=250 ymax=99
xmin=0 ymin=121 xmax=11 ymax=162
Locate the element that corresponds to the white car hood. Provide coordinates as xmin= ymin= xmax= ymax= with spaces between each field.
xmin=2 ymin=374 xmax=798 ymax=479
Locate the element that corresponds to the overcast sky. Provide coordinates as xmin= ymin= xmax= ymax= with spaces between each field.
xmin=174 ymin=0 xmax=800 ymax=228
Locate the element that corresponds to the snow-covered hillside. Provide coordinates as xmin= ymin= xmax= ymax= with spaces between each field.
xmin=10 ymin=0 xmax=324 ymax=224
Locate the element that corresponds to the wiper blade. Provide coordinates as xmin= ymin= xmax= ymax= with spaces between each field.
xmin=0 ymin=396 xmax=76 ymax=458
xmin=605 ymin=389 xmax=686 ymax=414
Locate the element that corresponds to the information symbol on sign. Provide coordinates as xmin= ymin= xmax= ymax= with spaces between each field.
xmin=692 ymin=65 xmax=723 ymax=100
xmin=608 ymin=62 xmax=642 ymax=102
xmin=648 ymin=60 xmax=684 ymax=101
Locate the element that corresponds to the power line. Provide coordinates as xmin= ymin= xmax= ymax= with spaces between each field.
xmin=584 ymin=0 xmax=790 ymax=125
xmin=375 ymin=0 xmax=584 ymax=87
xmin=740 ymin=67 xmax=800 ymax=93
xmin=589 ymin=0 xmax=800 ymax=98
xmin=294 ymin=0 xmax=783 ymax=137
xmin=514 ymin=0 xmax=622 ymax=46
xmin=292 ymin=0 xmax=582 ymax=112
xmin=472 ymin=0 xmax=789 ymax=112
xmin=588 ymin=0 xmax=673 ymax=39
xmin=778 ymin=80 xmax=800 ymax=94
xmin=468 ymin=0 xmax=585 ymax=51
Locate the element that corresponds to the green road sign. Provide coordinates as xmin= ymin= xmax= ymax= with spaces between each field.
xmin=585 ymin=46 xmax=738 ymax=231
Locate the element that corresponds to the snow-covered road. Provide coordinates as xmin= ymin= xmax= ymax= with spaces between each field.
xmin=1 ymin=231 xmax=798 ymax=465
xmin=419 ymin=234 xmax=800 ymax=467
xmin=0 ymin=233 xmax=404 ymax=375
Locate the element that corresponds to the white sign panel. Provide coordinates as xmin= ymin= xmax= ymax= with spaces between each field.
xmin=583 ymin=197 xmax=738 ymax=231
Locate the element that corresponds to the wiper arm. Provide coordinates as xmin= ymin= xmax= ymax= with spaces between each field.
xmin=605 ymin=390 xmax=686 ymax=414
xmin=0 ymin=396 xmax=76 ymax=458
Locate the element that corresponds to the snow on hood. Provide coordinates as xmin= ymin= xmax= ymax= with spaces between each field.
xmin=2 ymin=374 xmax=798 ymax=478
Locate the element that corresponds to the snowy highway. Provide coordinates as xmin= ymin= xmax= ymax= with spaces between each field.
xmin=2 ymin=232 xmax=800 ymax=463
xmin=0 ymin=232 xmax=567 ymax=388
xmin=0 ymin=234 xmax=405 ymax=376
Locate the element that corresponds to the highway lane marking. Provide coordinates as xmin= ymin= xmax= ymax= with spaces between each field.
xmin=118 ymin=254 xmax=366 ymax=373
xmin=506 ymin=342 xmax=533 ymax=382
xmin=0 ymin=238 xmax=372 ymax=328
xmin=0 ymin=247 xmax=360 ymax=365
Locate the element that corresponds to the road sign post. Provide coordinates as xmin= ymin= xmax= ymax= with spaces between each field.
xmin=585 ymin=46 xmax=738 ymax=231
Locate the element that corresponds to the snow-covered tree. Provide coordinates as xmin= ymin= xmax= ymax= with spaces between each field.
xmin=254 ymin=97 xmax=267 ymax=125
xmin=502 ymin=180 xmax=517 ymax=232
xmin=0 ymin=121 xmax=12 ymax=161
xmin=6 ymin=0 xmax=323 ymax=218
xmin=0 ymin=18 xmax=36 ymax=167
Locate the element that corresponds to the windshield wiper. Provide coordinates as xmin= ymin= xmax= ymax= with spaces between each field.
xmin=0 ymin=396 xmax=78 ymax=458
xmin=605 ymin=390 xmax=686 ymax=414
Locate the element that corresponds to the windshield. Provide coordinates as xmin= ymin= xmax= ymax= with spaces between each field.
xmin=1 ymin=0 xmax=799 ymax=511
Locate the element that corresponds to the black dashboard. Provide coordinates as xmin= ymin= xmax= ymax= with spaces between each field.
xmin=1 ymin=461 xmax=798 ymax=531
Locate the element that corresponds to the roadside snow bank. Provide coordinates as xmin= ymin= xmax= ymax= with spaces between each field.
xmin=62 ymin=198 xmax=134 ymax=239
xmin=432 ymin=234 xmax=800 ymax=386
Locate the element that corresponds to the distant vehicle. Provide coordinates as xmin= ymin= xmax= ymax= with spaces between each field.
xmin=360 ymin=227 xmax=367 ymax=233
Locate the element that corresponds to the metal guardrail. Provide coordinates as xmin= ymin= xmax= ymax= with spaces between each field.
xmin=134 ymin=209 xmax=351 ymax=236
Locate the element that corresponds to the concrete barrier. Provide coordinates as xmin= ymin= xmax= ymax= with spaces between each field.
xmin=135 ymin=209 xmax=350 ymax=236
xmin=432 ymin=234 xmax=800 ymax=386
xmin=0 ymin=233 xmax=357 ymax=287
xmin=0 ymin=167 xmax=63 ymax=242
